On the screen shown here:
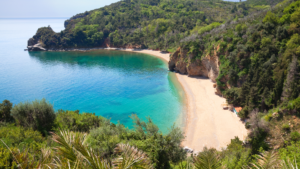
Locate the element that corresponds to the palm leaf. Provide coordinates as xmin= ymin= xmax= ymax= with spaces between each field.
xmin=193 ymin=147 xmax=221 ymax=169
xmin=37 ymin=147 xmax=55 ymax=169
xmin=251 ymin=151 xmax=280 ymax=169
xmin=281 ymin=157 xmax=298 ymax=169
xmin=52 ymin=130 xmax=110 ymax=169
xmin=113 ymin=143 xmax=153 ymax=169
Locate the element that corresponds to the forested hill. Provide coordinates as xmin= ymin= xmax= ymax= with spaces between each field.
xmin=169 ymin=0 xmax=300 ymax=154
xmin=27 ymin=0 xmax=277 ymax=51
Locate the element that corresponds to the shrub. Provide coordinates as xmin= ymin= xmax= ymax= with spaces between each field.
xmin=224 ymin=87 xmax=240 ymax=105
xmin=0 ymin=147 xmax=18 ymax=168
xmin=55 ymin=110 xmax=105 ymax=132
xmin=291 ymin=131 xmax=300 ymax=141
xmin=0 ymin=124 xmax=44 ymax=150
xmin=245 ymin=122 xmax=251 ymax=129
xmin=290 ymin=9 xmax=300 ymax=26
xmin=0 ymin=100 xmax=13 ymax=122
xmin=261 ymin=37 xmax=272 ymax=48
xmin=282 ymin=124 xmax=290 ymax=131
xmin=11 ymin=98 xmax=55 ymax=135
xmin=238 ymin=107 xmax=249 ymax=119
xmin=263 ymin=11 xmax=279 ymax=24
xmin=279 ymin=141 xmax=300 ymax=167
xmin=198 ymin=22 xmax=221 ymax=35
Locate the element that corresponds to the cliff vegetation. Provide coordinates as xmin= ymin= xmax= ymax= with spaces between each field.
xmin=28 ymin=0 xmax=266 ymax=51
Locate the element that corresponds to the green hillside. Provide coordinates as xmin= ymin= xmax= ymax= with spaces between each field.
xmin=179 ymin=0 xmax=300 ymax=114
xmin=29 ymin=0 xmax=262 ymax=51
xmin=173 ymin=0 xmax=300 ymax=157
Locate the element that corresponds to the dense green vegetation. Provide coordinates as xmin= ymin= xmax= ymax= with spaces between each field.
xmin=175 ymin=0 xmax=300 ymax=161
xmin=1 ymin=97 xmax=299 ymax=168
xmin=0 ymin=99 xmax=186 ymax=168
xmin=182 ymin=0 xmax=300 ymax=117
xmin=29 ymin=0 xmax=269 ymax=52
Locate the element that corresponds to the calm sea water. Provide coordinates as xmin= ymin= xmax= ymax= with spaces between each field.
xmin=0 ymin=19 xmax=185 ymax=132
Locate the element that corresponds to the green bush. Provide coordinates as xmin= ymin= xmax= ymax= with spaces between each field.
xmin=0 ymin=124 xmax=44 ymax=150
xmin=263 ymin=11 xmax=279 ymax=24
xmin=282 ymin=124 xmax=290 ymax=131
xmin=291 ymin=131 xmax=300 ymax=141
xmin=245 ymin=122 xmax=251 ymax=129
xmin=198 ymin=22 xmax=221 ymax=35
xmin=238 ymin=107 xmax=249 ymax=119
xmin=55 ymin=110 xmax=105 ymax=132
xmin=279 ymin=141 xmax=300 ymax=167
xmin=0 ymin=100 xmax=13 ymax=123
xmin=261 ymin=37 xmax=272 ymax=48
xmin=0 ymin=147 xmax=18 ymax=168
xmin=287 ymin=97 xmax=300 ymax=112
xmin=11 ymin=99 xmax=55 ymax=135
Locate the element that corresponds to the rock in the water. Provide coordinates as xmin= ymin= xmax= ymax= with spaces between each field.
xmin=27 ymin=42 xmax=47 ymax=51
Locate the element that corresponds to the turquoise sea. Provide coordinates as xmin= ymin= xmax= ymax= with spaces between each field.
xmin=0 ymin=18 xmax=185 ymax=132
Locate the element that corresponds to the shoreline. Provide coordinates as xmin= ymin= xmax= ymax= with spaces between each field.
xmin=41 ymin=47 xmax=248 ymax=152
xmin=105 ymin=48 xmax=248 ymax=152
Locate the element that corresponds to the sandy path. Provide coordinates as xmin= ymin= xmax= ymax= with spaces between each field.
xmin=105 ymin=48 xmax=248 ymax=152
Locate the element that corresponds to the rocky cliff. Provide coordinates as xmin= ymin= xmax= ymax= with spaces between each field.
xmin=168 ymin=45 xmax=220 ymax=83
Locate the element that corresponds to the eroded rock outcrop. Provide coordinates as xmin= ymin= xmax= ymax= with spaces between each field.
xmin=27 ymin=26 xmax=55 ymax=51
xmin=27 ymin=42 xmax=47 ymax=51
xmin=169 ymin=45 xmax=220 ymax=82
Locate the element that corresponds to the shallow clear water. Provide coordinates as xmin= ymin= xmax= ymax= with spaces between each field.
xmin=0 ymin=19 xmax=185 ymax=132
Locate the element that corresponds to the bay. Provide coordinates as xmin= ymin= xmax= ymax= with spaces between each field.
xmin=0 ymin=18 xmax=185 ymax=132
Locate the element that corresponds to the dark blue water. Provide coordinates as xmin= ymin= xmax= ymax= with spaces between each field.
xmin=0 ymin=19 xmax=185 ymax=132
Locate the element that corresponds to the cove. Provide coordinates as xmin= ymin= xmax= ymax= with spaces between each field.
xmin=1 ymin=49 xmax=185 ymax=132
xmin=0 ymin=18 xmax=185 ymax=132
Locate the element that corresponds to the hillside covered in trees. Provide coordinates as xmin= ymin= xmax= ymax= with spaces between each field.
xmin=28 ymin=0 xmax=272 ymax=51
xmin=169 ymin=0 xmax=300 ymax=162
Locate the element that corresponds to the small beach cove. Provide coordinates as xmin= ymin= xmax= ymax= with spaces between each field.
xmin=0 ymin=18 xmax=186 ymax=134
xmin=104 ymin=48 xmax=248 ymax=152
xmin=46 ymin=47 xmax=249 ymax=152
xmin=0 ymin=18 xmax=248 ymax=153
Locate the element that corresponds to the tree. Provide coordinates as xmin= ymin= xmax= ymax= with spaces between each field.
xmin=263 ymin=11 xmax=278 ymax=25
xmin=248 ymin=109 xmax=269 ymax=154
xmin=0 ymin=100 xmax=13 ymax=122
xmin=11 ymin=99 xmax=56 ymax=135
xmin=281 ymin=56 xmax=300 ymax=102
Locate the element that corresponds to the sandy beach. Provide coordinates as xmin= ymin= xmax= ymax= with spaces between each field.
xmin=103 ymin=48 xmax=248 ymax=152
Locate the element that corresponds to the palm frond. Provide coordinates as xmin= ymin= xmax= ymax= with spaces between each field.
xmin=281 ymin=157 xmax=298 ymax=169
xmin=52 ymin=130 xmax=110 ymax=169
xmin=37 ymin=147 xmax=54 ymax=169
xmin=51 ymin=131 xmax=79 ymax=162
xmin=251 ymin=151 xmax=280 ymax=169
xmin=113 ymin=143 xmax=153 ymax=169
xmin=193 ymin=147 xmax=221 ymax=169
xmin=1 ymin=139 xmax=38 ymax=169
xmin=178 ymin=160 xmax=193 ymax=169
